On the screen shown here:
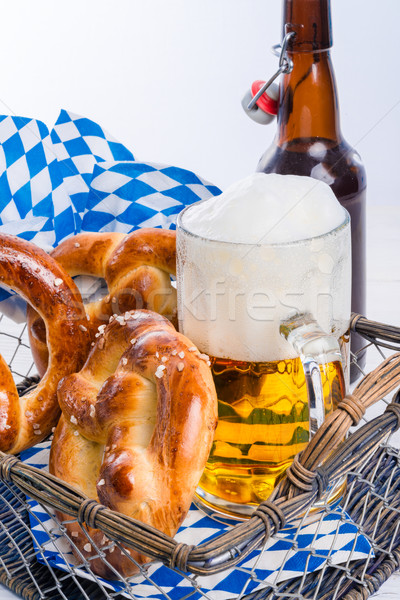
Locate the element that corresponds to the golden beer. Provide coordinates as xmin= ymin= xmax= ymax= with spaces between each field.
xmin=197 ymin=351 xmax=346 ymax=511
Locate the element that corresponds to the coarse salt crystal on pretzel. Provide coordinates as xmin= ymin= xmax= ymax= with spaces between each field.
xmin=0 ymin=234 xmax=91 ymax=453
xmin=49 ymin=309 xmax=218 ymax=578
xmin=27 ymin=229 xmax=177 ymax=376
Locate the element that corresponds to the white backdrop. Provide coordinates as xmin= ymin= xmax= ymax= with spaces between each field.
xmin=0 ymin=0 xmax=398 ymax=204
xmin=0 ymin=5 xmax=399 ymax=600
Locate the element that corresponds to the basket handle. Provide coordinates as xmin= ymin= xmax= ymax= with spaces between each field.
xmin=351 ymin=312 xmax=400 ymax=351
xmin=271 ymin=351 xmax=400 ymax=503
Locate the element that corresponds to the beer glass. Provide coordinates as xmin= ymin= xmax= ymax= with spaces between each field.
xmin=176 ymin=204 xmax=351 ymax=518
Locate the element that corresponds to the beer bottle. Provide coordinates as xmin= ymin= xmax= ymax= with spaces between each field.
xmin=257 ymin=0 xmax=366 ymax=379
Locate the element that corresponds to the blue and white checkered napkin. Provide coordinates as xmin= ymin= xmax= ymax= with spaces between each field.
xmin=21 ymin=442 xmax=373 ymax=600
xmin=0 ymin=109 xmax=221 ymax=320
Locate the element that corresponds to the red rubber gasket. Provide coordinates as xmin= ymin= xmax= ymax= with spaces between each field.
xmin=251 ymin=80 xmax=278 ymax=115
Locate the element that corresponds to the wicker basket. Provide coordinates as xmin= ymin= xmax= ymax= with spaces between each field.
xmin=0 ymin=313 xmax=400 ymax=600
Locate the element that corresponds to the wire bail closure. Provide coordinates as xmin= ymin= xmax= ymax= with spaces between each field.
xmin=246 ymin=31 xmax=295 ymax=112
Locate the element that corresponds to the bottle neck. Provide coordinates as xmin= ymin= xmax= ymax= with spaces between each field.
xmin=283 ymin=0 xmax=332 ymax=52
xmin=276 ymin=48 xmax=341 ymax=148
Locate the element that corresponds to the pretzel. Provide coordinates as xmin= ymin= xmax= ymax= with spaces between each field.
xmin=0 ymin=234 xmax=91 ymax=453
xmin=27 ymin=229 xmax=177 ymax=376
xmin=49 ymin=310 xmax=217 ymax=578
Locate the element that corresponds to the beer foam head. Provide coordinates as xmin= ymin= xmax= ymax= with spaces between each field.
xmin=177 ymin=173 xmax=350 ymax=362
xmin=181 ymin=173 xmax=346 ymax=243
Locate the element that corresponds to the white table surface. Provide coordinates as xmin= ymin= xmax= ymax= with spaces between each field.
xmin=0 ymin=204 xmax=399 ymax=599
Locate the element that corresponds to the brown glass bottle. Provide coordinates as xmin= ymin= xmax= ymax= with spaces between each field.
xmin=257 ymin=0 xmax=366 ymax=379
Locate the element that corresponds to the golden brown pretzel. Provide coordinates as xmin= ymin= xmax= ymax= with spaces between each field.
xmin=0 ymin=234 xmax=91 ymax=453
xmin=49 ymin=310 xmax=217 ymax=578
xmin=27 ymin=229 xmax=177 ymax=375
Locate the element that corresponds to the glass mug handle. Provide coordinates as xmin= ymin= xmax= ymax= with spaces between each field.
xmin=280 ymin=313 xmax=344 ymax=438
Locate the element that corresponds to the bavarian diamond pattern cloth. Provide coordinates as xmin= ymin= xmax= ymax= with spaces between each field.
xmin=21 ymin=442 xmax=373 ymax=600
xmin=0 ymin=109 xmax=221 ymax=320
xmin=0 ymin=115 xmax=74 ymax=247
xmin=51 ymin=109 xmax=135 ymax=228
xmin=82 ymin=161 xmax=220 ymax=233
